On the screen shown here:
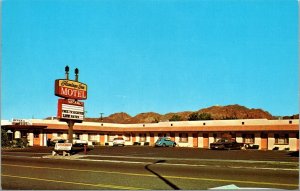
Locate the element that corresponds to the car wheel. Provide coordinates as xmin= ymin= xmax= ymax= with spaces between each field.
xmin=173 ymin=143 xmax=176 ymax=147
xmin=162 ymin=143 xmax=166 ymax=147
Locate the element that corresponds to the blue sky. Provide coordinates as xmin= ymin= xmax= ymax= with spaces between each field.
xmin=2 ymin=0 xmax=298 ymax=120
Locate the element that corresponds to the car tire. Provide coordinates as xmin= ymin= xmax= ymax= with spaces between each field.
xmin=162 ymin=143 xmax=166 ymax=147
xmin=173 ymin=143 xmax=176 ymax=147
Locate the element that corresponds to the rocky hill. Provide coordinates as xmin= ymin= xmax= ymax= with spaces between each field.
xmin=81 ymin=104 xmax=298 ymax=124
xmin=198 ymin=105 xmax=274 ymax=120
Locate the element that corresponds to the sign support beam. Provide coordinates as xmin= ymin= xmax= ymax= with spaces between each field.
xmin=67 ymin=120 xmax=74 ymax=144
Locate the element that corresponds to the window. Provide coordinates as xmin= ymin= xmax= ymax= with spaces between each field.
xmin=275 ymin=133 xmax=289 ymax=145
xmin=74 ymin=134 xmax=80 ymax=139
xmin=139 ymin=134 xmax=146 ymax=142
xmin=107 ymin=134 xmax=115 ymax=142
xmin=88 ymin=134 xmax=98 ymax=141
xmin=213 ymin=133 xmax=218 ymax=142
xmin=21 ymin=131 xmax=27 ymax=138
xmin=33 ymin=130 xmax=40 ymax=138
xmin=124 ymin=134 xmax=131 ymax=141
xmin=179 ymin=133 xmax=188 ymax=143
xmin=57 ymin=132 xmax=63 ymax=138
xmin=242 ymin=134 xmax=255 ymax=144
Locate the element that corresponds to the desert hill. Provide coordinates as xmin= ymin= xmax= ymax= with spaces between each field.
xmin=82 ymin=104 xmax=298 ymax=124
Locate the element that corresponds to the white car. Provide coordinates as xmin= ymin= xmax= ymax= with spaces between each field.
xmin=113 ymin=137 xmax=125 ymax=146
xmin=73 ymin=139 xmax=94 ymax=149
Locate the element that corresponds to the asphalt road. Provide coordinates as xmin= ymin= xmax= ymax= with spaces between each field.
xmin=1 ymin=146 xmax=299 ymax=190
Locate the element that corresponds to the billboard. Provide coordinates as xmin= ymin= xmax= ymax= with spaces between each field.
xmin=55 ymin=79 xmax=87 ymax=100
xmin=57 ymin=99 xmax=84 ymax=122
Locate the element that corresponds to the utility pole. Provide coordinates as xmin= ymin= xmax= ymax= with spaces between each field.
xmin=99 ymin=113 xmax=104 ymax=121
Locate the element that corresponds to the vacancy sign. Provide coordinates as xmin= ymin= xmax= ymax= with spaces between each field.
xmin=55 ymin=79 xmax=87 ymax=100
xmin=57 ymin=99 xmax=84 ymax=121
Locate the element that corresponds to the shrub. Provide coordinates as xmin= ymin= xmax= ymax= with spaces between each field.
xmin=13 ymin=138 xmax=29 ymax=148
xmin=1 ymin=129 xmax=11 ymax=147
xmin=169 ymin=114 xmax=182 ymax=121
xmin=188 ymin=112 xmax=213 ymax=121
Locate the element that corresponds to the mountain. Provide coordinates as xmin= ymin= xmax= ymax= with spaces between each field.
xmin=82 ymin=104 xmax=285 ymax=123
xmin=101 ymin=112 xmax=132 ymax=123
xmin=198 ymin=104 xmax=274 ymax=120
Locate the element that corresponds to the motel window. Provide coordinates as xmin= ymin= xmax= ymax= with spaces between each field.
xmin=124 ymin=134 xmax=131 ymax=141
xmin=274 ymin=133 xmax=289 ymax=145
xmin=107 ymin=134 xmax=115 ymax=142
xmin=57 ymin=132 xmax=63 ymax=138
xmin=74 ymin=134 xmax=80 ymax=139
xmin=33 ymin=130 xmax=40 ymax=138
xmin=179 ymin=133 xmax=188 ymax=143
xmin=242 ymin=134 xmax=255 ymax=144
xmin=139 ymin=134 xmax=146 ymax=142
xmin=21 ymin=131 xmax=27 ymax=138
xmin=88 ymin=134 xmax=98 ymax=141
xmin=213 ymin=133 xmax=218 ymax=142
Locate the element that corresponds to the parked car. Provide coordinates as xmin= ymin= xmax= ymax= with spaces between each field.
xmin=48 ymin=139 xmax=67 ymax=146
xmin=155 ymin=137 xmax=176 ymax=147
xmin=73 ymin=139 xmax=94 ymax=149
xmin=113 ymin=137 xmax=125 ymax=146
xmin=210 ymin=138 xmax=244 ymax=150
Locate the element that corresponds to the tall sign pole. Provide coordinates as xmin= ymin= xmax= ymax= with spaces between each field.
xmin=55 ymin=66 xmax=88 ymax=144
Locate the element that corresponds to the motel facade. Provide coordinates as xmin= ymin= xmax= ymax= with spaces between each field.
xmin=1 ymin=118 xmax=299 ymax=151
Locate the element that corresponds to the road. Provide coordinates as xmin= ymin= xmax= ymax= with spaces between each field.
xmin=1 ymin=146 xmax=299 ymax=190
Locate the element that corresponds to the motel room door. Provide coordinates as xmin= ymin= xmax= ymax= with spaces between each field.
xmin=193 ymin=133 xmax=198 ymax=148
xmin=33 ymin=130 xmax=41 ymax=146
xmin=203 ymin=133 xmax=209 ymax=149
xmin=150 ymin=133 xmax=154 ymax=146
xmin=261 ymin=132 xmax=268 ymax=150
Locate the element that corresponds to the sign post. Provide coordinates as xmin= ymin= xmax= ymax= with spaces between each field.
xmin=68 ymin=120 xmax=75 ymax=144
xmin=55 ymin=66 xmax=88 ymax=144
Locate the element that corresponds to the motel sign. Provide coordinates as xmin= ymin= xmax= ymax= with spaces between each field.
xmin=55 ymin=79 xmax=87 ymax=100
xmin=54 ymin=66 xmax=88 ymax=143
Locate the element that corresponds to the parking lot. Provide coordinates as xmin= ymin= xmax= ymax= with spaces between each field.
xmin=3 ymin=145 xmax=299 ymax=162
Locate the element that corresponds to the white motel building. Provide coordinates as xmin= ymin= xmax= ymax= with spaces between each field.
xmin=1 ymin=118 xmax=299 ymax=151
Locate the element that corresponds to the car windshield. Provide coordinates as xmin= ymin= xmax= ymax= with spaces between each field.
xmin=217 ymin=139 xmax=228 ymax=143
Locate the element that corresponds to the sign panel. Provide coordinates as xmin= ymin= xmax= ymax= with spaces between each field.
xmin=55 ymin=143 xmax=72 ymax=151
xmin=55 ymin=79 xmax=87 ymax=100
xmin=57 ymin=99 xmax=84 ymax=122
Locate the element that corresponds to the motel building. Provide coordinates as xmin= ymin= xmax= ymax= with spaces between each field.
xmin=1 ymin=118 xmax=299 ymax=151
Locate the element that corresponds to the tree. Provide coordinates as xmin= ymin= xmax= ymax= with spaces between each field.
xmin=188 ymin=112 xmax=200 ymax=121
xmin=188 ymin=112 xmax=213 ymax=121
xmin=198 ymin=113 xmax=213 ymax=120
xmin=169 ymin=114 xmax=182 ymax=121
xmin=1 ymin=128 xmax=10 ymax=147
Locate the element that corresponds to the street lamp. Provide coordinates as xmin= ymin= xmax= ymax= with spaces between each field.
xmin=65 ymin=65 xmax=69 ymax=79
xmin=7 ymin=130 xmax=13 ymax=143
xmin=75 ymin=68 xmax=79 ymax=81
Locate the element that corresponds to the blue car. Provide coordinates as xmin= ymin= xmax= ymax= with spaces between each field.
xmin=155 ymin=137 xmax=177 ymax=147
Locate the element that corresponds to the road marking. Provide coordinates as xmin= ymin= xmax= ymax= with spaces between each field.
xmin=2 ymin=152 xmax=298 ymax=165
xmin=83 ymin=154 xmax=299 ymax=165
xmin=1 ymin=174 xmax=146 ymax=190
xmin=165 ymin=175 xmax=299 ymax=188
xmin=2 ymin=163 xmax=298 ymax=188
xmin=2 ymin=154 xmax=298 ymax=171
